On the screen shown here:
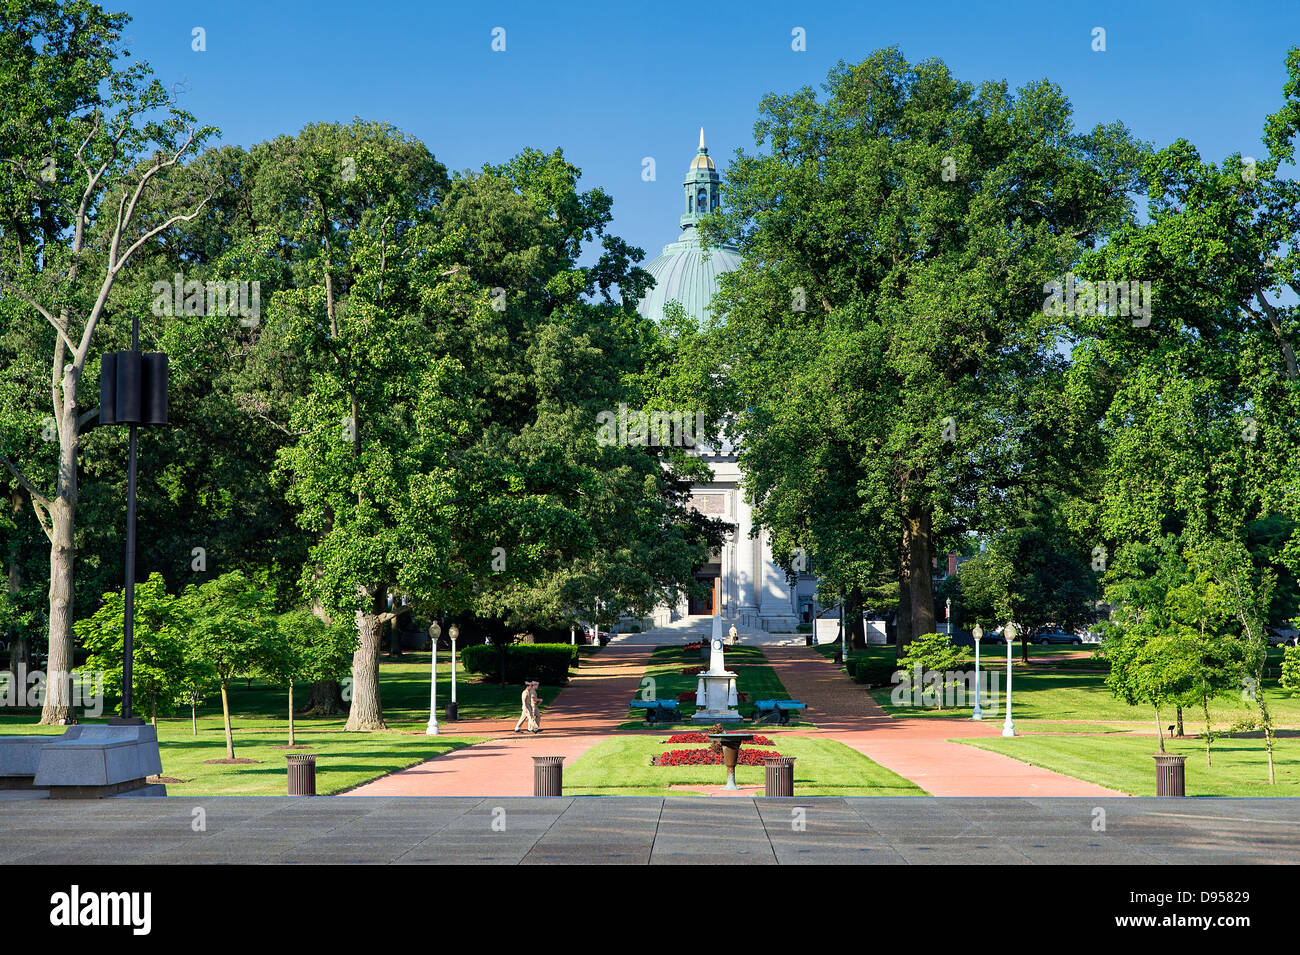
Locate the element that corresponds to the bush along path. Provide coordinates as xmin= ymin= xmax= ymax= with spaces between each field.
xmin=762 ymin=648 xmax=1127 ymax=797
xmin=344 ymin=642 xmax=654 ymax=796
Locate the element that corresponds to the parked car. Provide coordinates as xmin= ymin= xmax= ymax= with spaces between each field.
xmin=1030 ymin=629 xmax=1084 ymax=646
xmin=1267 ymin=627 xmax=1299 ymax=647
xmin=949 ymin=631 xmax=1006 ymax=647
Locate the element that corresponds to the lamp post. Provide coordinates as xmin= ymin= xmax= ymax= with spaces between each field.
xmin=945 ymin=598 xmax=951 ymax=636
xmin=426 ymin=622 xmax=440 ymax=735
xmin=971 ymin=623 xmax=984 ymax=720
xmin=1002 ymin=622 xmax=1017 ymax=737
xmin=98 ymin=314 xmax=168 ymax=725
xmin=446 ymin=624 xmax=459 ymax=721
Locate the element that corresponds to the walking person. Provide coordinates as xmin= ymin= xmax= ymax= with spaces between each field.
xmin=513 ymin=680 xmax=540 ymax=733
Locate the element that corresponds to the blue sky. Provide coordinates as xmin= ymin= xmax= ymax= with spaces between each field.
xmin=115 ymin=0 xmax=1300 ymax=261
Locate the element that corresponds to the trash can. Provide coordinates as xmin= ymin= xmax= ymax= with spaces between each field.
xmin=805 ymin=634 xmax=814 ymax=647
xmin=445 ymin=701 xmax=458 ymax=721
xmin=764 ymin=757 xmax=795 ymax=797
xmin=287 ymin=754 xmax=317 ymax=796
xmin=1153 ymin=754 xmax=1186 ymax=796
xmin=533 ymin=755 xmax=564 ymax=796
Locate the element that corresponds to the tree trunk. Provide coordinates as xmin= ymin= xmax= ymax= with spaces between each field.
xmin=896 ymin=535 xmax=912 ymax=656
xmin=191 ymin=694 xmax=197 ymax=736
xmin=389 ymin=622 xmax=402 ymax=658
xmin=220 ymin=678 xmax=235 ymax=759
xmin=848 ymin=586 xmax=865 ymax=649
xmin=905 ymin=504 xmax=935 ymax=643
xmin=344 ymin=586 xmax=388 ymax=731
xmin=288 ymin=678 xmax=296 ymax=747
xmin=1175 ymin=706 xmax=1183 ymax=737
xmin=304 ymin=679 xmax=346 ymax=715
xmin=1154 ymin=705 xmax=1164 ymax=753
xmin=41 ymin=492 xmax=76 ymax=725
xmin=1202 ymin=696 xmax=1212 ymax=767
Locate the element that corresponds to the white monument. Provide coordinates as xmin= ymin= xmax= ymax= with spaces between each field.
xmin=692 ymin=606 xmax=742 ymax=722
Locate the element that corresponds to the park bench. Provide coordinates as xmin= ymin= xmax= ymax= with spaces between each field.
xmin=752 ymin=699 xmax=807 ymax=725
xmin=628 ymin=699 xmax=682 ymax=724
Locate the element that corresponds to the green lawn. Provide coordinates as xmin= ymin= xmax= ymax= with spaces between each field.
xmin=959 ymin=732 xmax=1300 ymax=796
xmin=564 ymin=734 xmax=923 ymax=796
xmin=0 ymin=653 xmax=579 ymax=795
xmin=867 ymin=668 xmax=1300 ymax=730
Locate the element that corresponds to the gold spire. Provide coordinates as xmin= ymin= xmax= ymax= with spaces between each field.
xmin=699 ymin=126 xmax=706 ymax=151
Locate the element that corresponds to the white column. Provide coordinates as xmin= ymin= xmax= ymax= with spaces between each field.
xmin=735 ymin=487 xmax=758 ymax=621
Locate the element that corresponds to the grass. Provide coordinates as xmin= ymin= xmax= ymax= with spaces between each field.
xmin=959 ymin=732 xmax=1300 ymax=796
xmin=563 ymin=734 xmax=923 ymax=796
xmin=0 ymin=652 xmax=590 ymax=795
xmin=624 ymin=644 xmax=793 ymax=724
xmin=867 ymin=668 xmax=1300 ymax=729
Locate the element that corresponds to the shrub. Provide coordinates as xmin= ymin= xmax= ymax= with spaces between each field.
xmin=844 ymin=660 xmax=858 ymax=677
xmin=852 ymin=661 xmax=899 ymax=686
xmin=1282 ymin=645 xmax=1300 ymax=696
xmin=460 ymin=643 xmax=578 ymax=685
xmin=796 ymin=623 xmax=812 ymax=633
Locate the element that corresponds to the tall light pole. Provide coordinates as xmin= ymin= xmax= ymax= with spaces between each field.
xmin=1002 ymin=621 xmax=1017 ymax=737
xmin=971 ymin=623 xmax=984 ymax=720
xmin=446 ymin=624 xmax=459 ymax=721
xmin=945 ymin=598 xmax=951 ymax=636
xmin=426 ymin=622 xmax=440 ymax=736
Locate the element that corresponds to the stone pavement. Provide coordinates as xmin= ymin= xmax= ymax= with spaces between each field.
xmin=2 ymin=796 xmax=1295 ymax=864
xmin=764 ymin=648 xmax=1127 ymax=797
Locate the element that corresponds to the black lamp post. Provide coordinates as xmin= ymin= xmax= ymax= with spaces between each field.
xmin=99 ymin=315 xmax=168 ymax=725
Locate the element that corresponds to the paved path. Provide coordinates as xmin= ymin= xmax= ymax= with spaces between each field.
xmin=4 ymin=796 xmax=1294 ymax=864
xmin=764 ymin=648 xmax=1127 ymax=798
xmin=345 ymin=643 xmax=653 ymax=796
xmin=352 ymin=635 xmax=1125 ymax=798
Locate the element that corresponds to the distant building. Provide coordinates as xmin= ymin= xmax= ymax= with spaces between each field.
xmin=636 ymin=130 xmax=808 ymax=631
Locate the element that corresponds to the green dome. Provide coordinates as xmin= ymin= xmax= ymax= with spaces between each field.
xmin=636 ymin=129 xmax=742 ymax=324
xmin=637 ymin=232 xmax=742 ymax=323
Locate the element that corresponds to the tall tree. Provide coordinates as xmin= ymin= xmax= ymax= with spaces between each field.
xmin=697 ymin=48 xmax=1140 ymax=652
xmin=0 ymin=0 xmax=213 ymax=722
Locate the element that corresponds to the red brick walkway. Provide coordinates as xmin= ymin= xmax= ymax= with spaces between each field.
xmin=344 ymin=643 xmax=652 ymax=796
xmin=764 ymin=648 xmax=1126 ymax=797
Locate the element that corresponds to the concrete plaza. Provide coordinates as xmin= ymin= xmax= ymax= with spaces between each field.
xmin=2 ymin=796 xmax=1296 ymax=864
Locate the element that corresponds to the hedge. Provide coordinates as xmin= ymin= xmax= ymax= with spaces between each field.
xmin=460 ymin=643 xmax=579 ymax=685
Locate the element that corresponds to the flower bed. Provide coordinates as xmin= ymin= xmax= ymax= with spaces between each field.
xmin=681 ymin=666 xmax=705 ymax=676
xmin=653 ymin=748 xmax=783 ymax=767
xmin=665 ymin=731 xmax=773 ymax=746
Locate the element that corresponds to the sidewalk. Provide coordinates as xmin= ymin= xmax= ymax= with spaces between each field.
xmin=763 ymin=648 xmax=1126 ymax=797
xmin=345 ymin=643 xmax=652 ymax=796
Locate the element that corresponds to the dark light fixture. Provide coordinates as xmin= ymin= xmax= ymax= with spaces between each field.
xmin=98 ymin=321 xmax=169 ymax=724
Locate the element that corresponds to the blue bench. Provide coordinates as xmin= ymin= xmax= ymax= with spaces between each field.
xmin=753 ymin=699 xmax=807 ymax=725
xmin=629 ymin=699 xmax=682 ymax=724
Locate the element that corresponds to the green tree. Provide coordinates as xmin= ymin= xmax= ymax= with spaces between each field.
xmin=694 ymin=48 xmax=1141 ymax=654
xmin=180 ymin=570 xmax=277 ymax=759
xmin=0 ymin=0 xmax=214 ymax=722
xmin=270 ymin=609 xmax=356 ymax=746
xmin=74 ymin=572 xmax=184 ymax=724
